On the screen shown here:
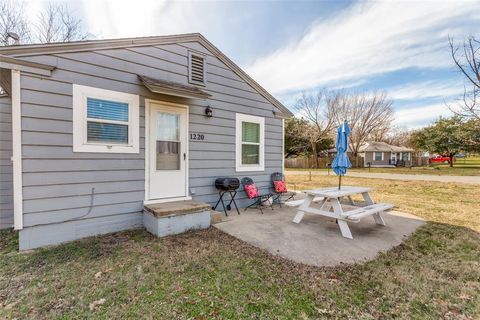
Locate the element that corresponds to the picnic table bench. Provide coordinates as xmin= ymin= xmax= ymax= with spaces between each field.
xmin=288 ymin=186 xmax=393 ymax=239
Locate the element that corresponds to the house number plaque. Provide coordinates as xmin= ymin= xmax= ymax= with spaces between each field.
xmin=190 ymin=133 xmax=205 ymax=141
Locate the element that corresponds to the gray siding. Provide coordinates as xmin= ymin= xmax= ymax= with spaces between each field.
xmin=364 ymin=151 xmax=391 ymax=166
xmin=17 ymin=41 xmax=283 ymax=249
xmin=0 ymin=95 xmax=13 ymax=229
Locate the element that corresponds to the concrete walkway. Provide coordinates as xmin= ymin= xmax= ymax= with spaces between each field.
xmin=214 ymin=205 xmax=424 ymax=267
xmin=287 ymin=170 xmax=480 ymax=185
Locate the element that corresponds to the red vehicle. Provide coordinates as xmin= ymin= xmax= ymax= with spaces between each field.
xmin=429 ymin=155 xmax=451 ymax=164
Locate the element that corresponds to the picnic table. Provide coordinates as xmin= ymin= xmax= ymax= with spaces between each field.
xmin=291 ymin=186 xmax=393 ymax=239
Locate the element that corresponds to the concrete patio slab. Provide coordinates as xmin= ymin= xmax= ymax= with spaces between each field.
xmin=214 ymin=205 xmax=424 ymax=267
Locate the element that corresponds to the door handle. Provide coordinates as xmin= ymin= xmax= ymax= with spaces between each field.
xmin=183 ymin=153 xmax=186 ymax=160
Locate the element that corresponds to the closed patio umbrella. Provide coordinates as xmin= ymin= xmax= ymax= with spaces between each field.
xmin=332 ymin=121 xmax=352 ymax=190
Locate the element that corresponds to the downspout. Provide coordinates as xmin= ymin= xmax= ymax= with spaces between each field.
xmin=11 ymin=69 xmax=23 ymax=230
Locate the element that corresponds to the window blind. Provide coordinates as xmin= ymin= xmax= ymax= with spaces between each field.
xmin=87 ymin=98 xmax=129 ymax=122
xmin=86 ymin=97 xmax=129 ymax=143
xmin=87 ymin=122 xmax=128 ymax=143
xmin=242 ymin=122 xmax=260 ymax=143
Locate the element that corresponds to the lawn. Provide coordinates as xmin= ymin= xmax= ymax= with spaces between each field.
xmin=1 ymin=175 xmax=479 ymax=319
xmin=287 ymin=156 xmax=480 ymax=176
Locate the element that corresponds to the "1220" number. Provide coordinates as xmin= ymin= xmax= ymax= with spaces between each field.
xmin=190 ymin=133 xmax=205 ymax=140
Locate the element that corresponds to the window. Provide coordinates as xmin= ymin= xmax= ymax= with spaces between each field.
xmin=73 ymin=84 xmax=139 ymax=153
xmin=188 ymin=51 xmax=206 ymax=85
xmin=402 ymin=152 xmax=410 ymax=161
xmin=156 ymin=112 xmax=180 ymax=170
xmin=374 ymin=152 xmax=383 ymax=161
xmin=236 ymin=113 xmax=264 ymax=172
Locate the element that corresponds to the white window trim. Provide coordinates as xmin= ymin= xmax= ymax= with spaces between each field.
xmin=236 ymin=113 xmax=265 ymax=172
xmin=73 ymin=84 xmax=140 ymax=153
xmin=374 ymin=151 xmax=384 ymax=161
xmin=188 ymin=50 xmax=206 ymax=86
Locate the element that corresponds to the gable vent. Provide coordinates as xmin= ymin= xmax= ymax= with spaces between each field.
xmin=189 ymin=52 xmax=206 ymax=85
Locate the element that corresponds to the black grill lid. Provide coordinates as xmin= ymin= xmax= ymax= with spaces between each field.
xmin=215 ymin=177 xmax=240 ymax=191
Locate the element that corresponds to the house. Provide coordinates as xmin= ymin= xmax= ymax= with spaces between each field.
xmin=358 ymin=141 xmax=414 ymax=167
xmin=0 ymin=33 xmax=292 ymax=250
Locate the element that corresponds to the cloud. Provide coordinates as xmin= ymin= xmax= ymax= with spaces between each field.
xmin=388 ymin=80 xmax=465 ymax=101
xmin=81 ymin=0 xmax=186 ymax=39
xmin=394 ymin=103 xmax=454 ymax=128
xmin=246 ymin=0 xmax=480 ymax=95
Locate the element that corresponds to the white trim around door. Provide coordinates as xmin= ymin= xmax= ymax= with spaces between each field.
xmin=144 ymin=99 xmax=189 ymax=203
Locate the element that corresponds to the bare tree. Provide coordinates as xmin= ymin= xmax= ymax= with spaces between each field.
xmin=1 ymin=2 xmax=90 ymax=46
xmin=35 ymin=3 xmax=89 ymax=43
xmin=294 ymin=90 xmax=337 ymax=167
xmin=380 ymin=126 xmax=413 ymax=147
xmin=0 ymin=0 xmax=30 ymax=45
xmin=331 ymin=91 xmax=395 ymax=166
xmin=449 ymin=36 xmax=480 ymax=120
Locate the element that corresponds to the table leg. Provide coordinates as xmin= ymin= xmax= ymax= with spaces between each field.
xmin=347 ymin=196 xmax=355 ymax=206
xmin=361 ymin=192 xmax=374 ymax=205
xmin=293 ymin=195 xmax=313 ymax=224
xmin=362 ymin=192 xmax=386 ymax=225
xmin=331 ymin=198 xmax=353 ymax=239
xmin=337 ymin=220 xmax=353 ymax=239
xmin=373 ymin=213 xmax=386 ymax=226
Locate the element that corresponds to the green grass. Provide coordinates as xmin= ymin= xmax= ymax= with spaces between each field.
xmin=1 ymin=176 xmax=480 ymax=319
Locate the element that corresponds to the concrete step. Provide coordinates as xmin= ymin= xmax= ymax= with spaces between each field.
xmin=144 ymin=200 xmax=211 ymax=218
xmin=143 ymin=200 xmax=211 ymax=237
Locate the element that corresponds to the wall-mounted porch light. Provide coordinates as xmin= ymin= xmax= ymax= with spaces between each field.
xmin=205 ymin=105 xmax=213 ymax=118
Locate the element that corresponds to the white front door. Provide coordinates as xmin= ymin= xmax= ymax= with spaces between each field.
xmin=391 ymin=153 xmax=397 ymax=164
xmin=148 ymin=102 xmax=188 ymax=200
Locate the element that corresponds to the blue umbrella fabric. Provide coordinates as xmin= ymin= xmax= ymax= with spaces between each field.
xmin=332 ymin=121 xmax=352 ymax=189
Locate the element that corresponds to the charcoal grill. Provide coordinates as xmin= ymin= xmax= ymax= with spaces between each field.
xmin=213 ymin=177 xmax=240 ymax=216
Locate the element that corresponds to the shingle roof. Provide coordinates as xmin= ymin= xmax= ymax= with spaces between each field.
xmin=359 ymin=141 xmax=413 ymax=152
xmin=138 ymin=75 xmax=211 ymax=100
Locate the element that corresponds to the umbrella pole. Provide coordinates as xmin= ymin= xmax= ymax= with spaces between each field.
xmin=338 ymin=175 xmax=342 ymax=190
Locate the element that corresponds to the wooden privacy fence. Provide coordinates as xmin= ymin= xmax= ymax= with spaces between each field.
xmin=285 ymin=156 xmax=364 ymax=169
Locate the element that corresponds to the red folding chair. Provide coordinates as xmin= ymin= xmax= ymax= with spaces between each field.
xmin=241 ymin=177 xmax=274 ymax=214
xmin=271 ymin=172 xmax=295 ymax=207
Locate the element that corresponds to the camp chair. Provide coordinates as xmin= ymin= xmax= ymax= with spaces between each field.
xmin=241 ymin=177 xmax=274 ymax=214
xmin=271 ymin=172 xmax=295 ymax=207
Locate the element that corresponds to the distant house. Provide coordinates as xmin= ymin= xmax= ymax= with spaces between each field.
xmin=327 ymin=141 xmax=414 ymax=167
xmin=359 ymin=141 xmax=413 ymax=167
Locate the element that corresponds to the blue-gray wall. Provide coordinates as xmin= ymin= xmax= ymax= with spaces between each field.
xmin=16 ymin=41 xmax=284 ymax=250
xmin=0 ymin=95 xmax=13 ymax=229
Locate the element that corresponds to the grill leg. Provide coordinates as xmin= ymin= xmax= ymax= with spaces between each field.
xmin=213 ymin=191 xmax=228 ymax=216
xmin=227 ymin=191 xmax=240 ymax=215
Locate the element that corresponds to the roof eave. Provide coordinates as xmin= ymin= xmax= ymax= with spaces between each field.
xmin=0 ymin=55 xmax=55 ymax=76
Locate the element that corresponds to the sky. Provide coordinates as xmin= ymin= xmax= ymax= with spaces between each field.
xmin=23 ymin=0 xmax=480 ymax=128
